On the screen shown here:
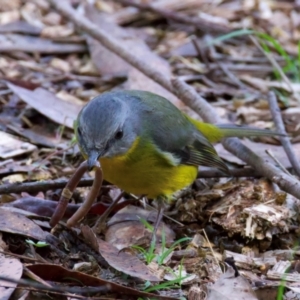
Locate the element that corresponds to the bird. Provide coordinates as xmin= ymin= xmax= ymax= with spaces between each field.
xmin=75 ymin=90 xmax=282 ymax=238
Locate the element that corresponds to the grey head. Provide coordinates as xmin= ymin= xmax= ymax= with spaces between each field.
xmin=77 ymin=91 xmax=140 ymax=169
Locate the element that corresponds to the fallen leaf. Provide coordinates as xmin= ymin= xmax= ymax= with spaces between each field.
xmin=0 ymin=253 xmax=23 ymax=300
xmin=0 ymin=33 xmax=86 ymax=53
xmin=241 ymin=75 xmax=300 ymax=93
xmin=0 ymin=131 xmax=36 ymax=158
xmin=27 ymin=264 xmax=176 ymax=299
xmin=7 ymin=124 xmax=67 ymax=148
xmin=4 ymin=197 xmax=132 ymax=219
xmin=81 ymin=225 xmax=160 ymax=281
xmin=0 ymin=207 xmax=47 ymax=241
xmin=7 ymin=82 xmax=82 ymax=128
xmin=0 ymin=20 xmax=41 ymax=34
xmin=98 ymin=238 xmax=161 ymax=281
xmin=207 ymin=266 xmax=258 ymax=300
xmin=106 ymin=205 xmax=175 ymax=249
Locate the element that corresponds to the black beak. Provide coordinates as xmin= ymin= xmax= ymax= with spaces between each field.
xmin=87 ymin=150 xmax=101 ymax=171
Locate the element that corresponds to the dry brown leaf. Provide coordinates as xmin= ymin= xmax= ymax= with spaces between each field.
xmin=27 ymin=263 xmax=176 ymax=299
xmin=105 ymin=205 xmax=175 ymax=249
xmin=0 ymin=207 xmax=46 ymax=240
xmin=98 ymin=237 xmax=161 ymax=281
xmin=0 ymin=10 xmax=20 ymax=24
xmin=7 ymin=82 xmax=82 ymax=128
xmin=0 ymin=131 xmax=36 ymax=159
xmin=0 ymin=253 xmax=23 ymax=300
xmin=0 ymin=0 xmax=21 ymax=12
xmin=41 ymin=25 xmax=74 ymax=38
xmin=207 ymin=266 xmax=258 ymax=300
xmin=241 ymin=75 xmax=300 ymax=93
xmin=0 ymin=33 xmax=86 ymax=53
xmin=81 ymin=224 xmax=160 ymax=281
xmin=0 ymin=20 xmax=41 ymax=34
xmin=50 ymin=57 xmax=71 ymax=73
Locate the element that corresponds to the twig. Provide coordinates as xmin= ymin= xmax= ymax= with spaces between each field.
xmin=0 ymin=276 xmax=110 ymax=298
xmin=118 ymin=0 xmax=231 ymax=34
xmin=265 ymin=149 xmax=291 ymax=175
xmin=47 ymin=0 xmax=300 ymax=199
xmin=92 ymin=191 xmax=125 ymax=233
xmin=0 ymin=178 xmax=94 ymax=194
xmin=250 ymin=35 xmax=300 ymax=103
xmin=218 ymin=63 xmax=258 ymax=93
xmin=197 ymin=167 xmax=261 ymax=178
xmin=202 ymin=229 xmax=220 ymax=269
xmin=267 ymin=91 xmax=300 ymax=177
xmin=191 ymin=37 xmax=210 ymax=68
xmin=0 ymin=250 xmax=39 ymax=262
xmin=0 ymin=168 xmax=260 ymax=196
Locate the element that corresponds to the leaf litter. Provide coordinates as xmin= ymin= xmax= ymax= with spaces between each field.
xmin=0 ymin=0 xmax=299 ymax=299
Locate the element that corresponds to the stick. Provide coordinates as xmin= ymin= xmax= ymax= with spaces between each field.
xmin=250 ymin=36 xmax=294 ymax=94
xmin=0 ymin=168 xmax=261 ymax=196
xmin=118 ymin=0 xmax=231 ymax=34
xmin=267 ymin=91 xmax=300 ymax=177
xmin=0 ymin=178 xmax=94 ymax=195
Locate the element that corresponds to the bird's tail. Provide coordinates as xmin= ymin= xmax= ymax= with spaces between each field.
xmin=190 ymin=119 xmax=285 ymax=143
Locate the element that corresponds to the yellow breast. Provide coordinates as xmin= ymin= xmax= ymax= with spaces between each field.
xmin=100 ymin=138 xmax=197 ymax=199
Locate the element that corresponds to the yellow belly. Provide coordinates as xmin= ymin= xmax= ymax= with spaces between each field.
xmin=99 ymin=139 xmax=197 ymax=199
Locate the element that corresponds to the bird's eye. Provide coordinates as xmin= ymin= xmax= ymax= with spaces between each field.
xmin=115 ymin=130 xmax=123 ymax=140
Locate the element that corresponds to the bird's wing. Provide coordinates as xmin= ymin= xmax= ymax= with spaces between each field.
xmin=148 ymin=113 xmax=229 ymax=173
xmin=182 ymin=135 xmax=229 ymax=173
xmin=129 ymin=91 xmax=229 ymax=172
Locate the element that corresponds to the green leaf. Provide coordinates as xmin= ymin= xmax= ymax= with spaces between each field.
xmin=26 ymin=239 xmax=49 ymax=248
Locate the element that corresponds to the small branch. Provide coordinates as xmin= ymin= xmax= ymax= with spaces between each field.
xmin=223 ymin=137 xmax=300 ymax=196
xmin=250 ymin=36 xmax=300 ymax=103
xmin=0 ymin=168 xmax=261 ymax=196
xmin=171 ymin=77 xmax=218 ymax=123
xmin=0 ymin=178 xmax=94 ymax=195
xmin=267 ymin=91 xmax=300 ymax=177
xmin=197 ymin=167 xmax=261 ymax=178
xmin=118 ymin=0 xmax=231 ymax=34
xmin=191 ymin=37 xmax=210 ymax=68
xmin=265 ymin=149 xmax=291 ymax=175
xmin=250 ymin=36 xmax=292 ymax=91
xmin=218 ymin=63 xmax=258 ymax=94
xmin=92 ymin=191 xmax=125 ymax=233
xmin=0 ymin=275 xmax=110 ymax=298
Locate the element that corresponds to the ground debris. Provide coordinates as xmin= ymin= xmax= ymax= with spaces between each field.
xmin=0 ymin=0 xmax=299 ymax=299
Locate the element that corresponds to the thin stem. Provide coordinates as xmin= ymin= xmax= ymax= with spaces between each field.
xmin=267 ymin=91 xmax=300 ymax=177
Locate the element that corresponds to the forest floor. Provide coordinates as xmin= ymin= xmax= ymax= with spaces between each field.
xmin=0 ymin=1 xmax=300 ymax=299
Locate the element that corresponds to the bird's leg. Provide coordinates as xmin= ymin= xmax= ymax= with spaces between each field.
xmin=151 ymin=196 xmax=165 ymax=245
xmin=93 ymin=191 xmax=125 ymax=234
